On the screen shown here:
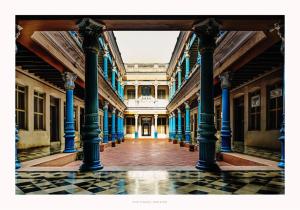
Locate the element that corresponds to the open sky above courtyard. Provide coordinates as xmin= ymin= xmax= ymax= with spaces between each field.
xmin=114 ymin=31 xmax=180 ymax=64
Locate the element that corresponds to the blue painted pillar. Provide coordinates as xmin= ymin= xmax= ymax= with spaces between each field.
xmin=78 ymin=18 xmax=103 ymax=171
xmin=121 ymin=85 xmax=124 ymax=101
xmin=103 ymin=101 xmax=109 ymax=143
xmin=197 ymin=94 xmax=201 ymax=131
xmin=185 ymin=102 xmax=191 ymax=144
xmin=172 ymin=77 xmax=176 ymax=97
xmin=121 ymin=114 xmax=124 ymax=140
xmin=177 ymin=108 xmax=182 ymax=141
xmin=197 ymin=51 xmax=201 ymax=65
xmin=117 ymin=77 xmax=121 ymax=96
xmin=278 ymin=37 xmax=285 ymax=168
xmin=117 ymin=111 xmax=122 ymax=143
xmin=62 ymin=72 xmax=77 ymax=153
xmin=220 ymin=72 xmax=232 ymax=152
xmin=154 ymin=114 xmax=158 ymax=139
xmin=15 ymin=24 xmax=22 ymax=170
xmin=111 ymin=107 xmax=116 ymax=144
xmin=103 ymin=50 xmax=109 ymax=79
xmin=170 ymin=114 xmax=174 ymax=140
xmin=168 ymin=115 xmax=172 ymax=139
xmin=172 ymin=113 xmax=176 ymax=141
xmin=15 ymin=126 xmax=21 ymax=169
xmin=177 ymin=65 xmax=182 ymax=89
xmin=185 ymin=48 xmax=190 ymax=80
xmin=134 ymin=114 xmax=139 ymax=139
xmin=195 ymin=20 xmax=219 ymax=171
xmin=112 ymin=64 xmax=116 ymax=90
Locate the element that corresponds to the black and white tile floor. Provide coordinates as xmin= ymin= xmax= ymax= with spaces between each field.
xmin=16 ymin=170 xmax=284 ymax=195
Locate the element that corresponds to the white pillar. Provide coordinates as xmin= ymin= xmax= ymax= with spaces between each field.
xmin=135 ymin=82 xmax=138 ymax=100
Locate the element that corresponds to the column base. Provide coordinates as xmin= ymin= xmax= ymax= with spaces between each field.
xmin=15 ymin=161 xmax=21 ymax=169
xmin=103 ymin=134 xmax=109 ymax=144
xmin=220 ymin=147 xmax=232 ymax=153
xmin=278 ymin=161 xmax=285 ymax=168
xmin=195 ymin=160 xmax=219 ymax=171
xmin=63 ymin=148 xmax=77 ymax=153
xmin=80 ymin=162 xmax=103 ymax=172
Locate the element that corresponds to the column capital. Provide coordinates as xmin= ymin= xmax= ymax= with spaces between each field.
xmin=197 ymin=92 xmax=201 ymax=102
xmin=104 ymin=101 xmax=109 ymax=109
xmin=184 ymin=44 xmax=190 ymax=58
xmin=176 ymin=65 xmax=181 ymax=72
xmin=184 ymin=101 xmax=190 ymax=109
xmin=112 ymin=107 xmax=116 ymax=114
xmin=118 ymin=111 xmax=122 ymax=117
xmin=16 ymin=24 xmax=23 ymax=40
xmin=134 ymin=114 xmax=139 ymax=119
xmin=112 ymin=62 xmax=117 ymax=72
xmin=154 ymin=114 xmax=158 ymax=118
xmin=78 ymin=18 xmax=105 ymax=53
xmin=220 ymin=71 xmax=231 ymax=89
xmin=62 ymin=72 xmax=77 ymax=90
xmin=103 ymin=49 xmax=109 ymax=57
xmin=193 ymin=19 xmax=220 ymax=53
xmin=177 ymin=108 xmax=181 ymax=113
xmin=135 ymin=80 xmax=139 ymax=87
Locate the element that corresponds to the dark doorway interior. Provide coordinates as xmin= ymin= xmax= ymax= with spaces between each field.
xmin=233 ymin=95 xmax=245 ymax=142
xmin=141 ymin=117 xmax=151 ymax=136
xmin=50 ymin=96 xmax=59 ymax=142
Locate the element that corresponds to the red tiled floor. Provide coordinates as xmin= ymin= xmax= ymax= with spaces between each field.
xmin=101 ymin=138 xmax=198 ymax=167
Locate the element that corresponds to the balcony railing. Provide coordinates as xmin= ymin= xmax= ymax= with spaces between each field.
xmin=124 ymin=97 xmax=169 ymax=108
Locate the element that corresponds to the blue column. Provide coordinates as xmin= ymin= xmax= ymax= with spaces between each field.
xmin=278 ymin=38 xmax=285 ymax=168
xmin=197 ymin=51 xmax=201 ymax=65
xmin=177 ymin=66 xmax=182 ymax=89
xmin=220 ymin=72 xmax=232 ymax=152
xmin=78 ymin=18 xmax=103 ymax=171
xmin=185 ymin=102 xmax=191 ymax=143
xmin=15 ymin=24 xmax=22 ymax=170
xmin=168 ymin=115 xmax=172 ymax=140
xmin=177 ymin=108 xmax=182 ymax=141
xmin=112 ymin=64 xmax=116 ymax=90
xmin=15 ymin=126 xmax=21 ymax=169
xmin=185 ymin=49 xmax=190 ymax=80
xmin=172 ymin=113 xmax=176 ymax=141
xmin=117 ymin=77 xmax=121 ymax=96
xmin=195 ymin=20 xmax=219 ymax=171
xmin=103 ymin=50 xmax=109 ymax=79
xmin=121 ymin=115 xmax=124 ymax=140
xmin=103 ymin=101 xmax=109 ymax=143
xmin=134 ymin=114 xmax=138 ymax=139
xmin=117 ymin=111 xmax=122 ymax=143
xmin=121 ymin=85 xmax=124 ymax=101
xmin=197 ymin=94 xmax=201 ymax=130
xmin=154 ymin=114 xmax=158 ymax=139
xmin=111 ymin=108 xmax=116 ymax=144
xmin=63 ymin=72 xmax=77 ymax=153
xmin=172 ymin=77 xmax=176 ymax=97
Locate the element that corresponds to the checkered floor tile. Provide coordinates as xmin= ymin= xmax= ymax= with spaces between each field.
xmin=16 ymin=170 xmax=284 ymax=195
